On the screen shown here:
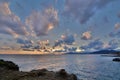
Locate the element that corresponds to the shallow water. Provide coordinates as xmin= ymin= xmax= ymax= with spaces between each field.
xmin=0 ymin=54 xmax=120 ymax=80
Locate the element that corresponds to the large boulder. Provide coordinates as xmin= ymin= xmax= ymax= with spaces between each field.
xmin=0 ymin=59 xmax=19 ymax=71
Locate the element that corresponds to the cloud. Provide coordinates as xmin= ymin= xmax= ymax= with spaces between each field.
xmin=0 ymin=2 xmax=59 ymax=38
xmin=115 ymin=23 xmax=120 ymax=30
xmin=81 ymin=38 xmax=120 ymax=51
xmin=0 ymin=27 xmax=18 ymax=37
xmin=109 ymin=32 xmax=116 ymax=38
xmin=109 ymin=31 xmax=120 ymax=38
xmin=109 ymin=23 xmax=120 ymax=38
xmin=81 ymin=39 xmax=104 ymax=51
xmin=54 ymin=34 xmax=75 ymax=47
xmin=107 ymin=39 xmax=119 ymax=50
xmin=0 ymin=2 xmax=28 ymax=37
xmin=37 ymin=40 xmax=50 ymax=46
xmin=16 ymin=38 xmax=33 ymax=45
xmin=81 ymin=31 xmax=92 ymax=40
xmin=25 ymin=7 xmax=58 ymax=36
xmin=16 ymin=38 xmax=34 ymax=49
xmin=63 ymin=0 xmax=113 ymax=24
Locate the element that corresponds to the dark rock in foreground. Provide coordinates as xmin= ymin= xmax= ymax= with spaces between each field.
xmin=0 ymin=59 xmax=77 ymax=80
xmin=0 ymin=59 xmax=19 ymax=71
xmin=113 ymin=58 xmax=120 ymax=62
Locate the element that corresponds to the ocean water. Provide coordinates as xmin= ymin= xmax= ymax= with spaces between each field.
xmin=0 ymin=54 xmax=120 ymax=80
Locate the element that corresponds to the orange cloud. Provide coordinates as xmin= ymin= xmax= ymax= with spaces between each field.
xmin=81 ymin=31 xmax=92 ymax=40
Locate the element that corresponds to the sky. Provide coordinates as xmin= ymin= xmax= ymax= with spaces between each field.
xmin=0 ymin=0 xmax=120 ymax=53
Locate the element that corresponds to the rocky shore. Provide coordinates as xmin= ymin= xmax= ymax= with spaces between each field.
xmin=0 ymin=59 xmax=77 ymax=80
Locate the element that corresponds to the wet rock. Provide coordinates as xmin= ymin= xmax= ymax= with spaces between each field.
xmin=57 ymin=69 xmax=68 ymax=77
xmin=0 ymin=59 xmax=78 ymax=80
xmin=0 ymin=59 xmax=19 ymax=71
xmin=113 ymin=58 xmax=120 ymax=62
xmin=70 ymin=74 xmax=77 ymax=80
xmin=29 ymin=68 xmax=47 ymax=76
xmin=56 ymin=69 xmax=77 ymax=80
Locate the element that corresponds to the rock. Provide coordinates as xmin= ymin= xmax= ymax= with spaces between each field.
xmin=0 ymin=59 xmax=78 ymax=80
xmin=70 ymin=74 xmax=77 ymax=80
xmin=0 ymin=59 xmax=19 ymax=71
xmin=57 ymin=69 xmax=68 ymax=77
xmin=113 ymin=58 xmax=120 ymax=62
xmin=29 ymin=68 xmax=47 ymax=76
xmin=56 ymin=69 xmax=77 ymax=80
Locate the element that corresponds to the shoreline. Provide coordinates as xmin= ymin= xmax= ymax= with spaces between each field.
xmin=0 ymin=59 xmax=77 ymax=80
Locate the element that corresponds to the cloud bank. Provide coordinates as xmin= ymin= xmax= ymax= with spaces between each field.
xmin=81 ymin=39 xmax=104 ymax=51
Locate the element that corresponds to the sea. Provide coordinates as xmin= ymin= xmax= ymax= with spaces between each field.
xmin=0 ymin=54 xmax=120 ymax=80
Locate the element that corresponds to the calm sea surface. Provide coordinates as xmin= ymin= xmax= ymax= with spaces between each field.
xmin=0 ymin=54 xmax=120 ymax=80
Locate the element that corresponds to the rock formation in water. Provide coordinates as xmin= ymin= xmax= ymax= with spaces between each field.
xmin=0 ymin=59 xmax=77 ymax=80
xmin=113 ymin=58 xmax=120 ymax=62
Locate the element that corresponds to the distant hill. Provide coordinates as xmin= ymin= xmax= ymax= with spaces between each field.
xmin=89 ymin=50 xmax=119 ymax=54
xmin=66 ymin=50 xmax=120 ymax=54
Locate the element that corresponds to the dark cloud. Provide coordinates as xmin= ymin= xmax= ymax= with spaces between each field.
xmin=16 ymin=38 xmax=34 ymax=49
xmin=63 ymin=0 xmax=114 ymax=24
xmin=54 ymin=34 xmax=75 ymax=47
xmin=16 ymin=38 xmax=33 ymax=45
xmin=21 ymin=44 xmax=33 ymax=49
xmin=81 ymin=39 xmax=104 ymax=51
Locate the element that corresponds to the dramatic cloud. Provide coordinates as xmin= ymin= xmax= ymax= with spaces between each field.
xmin=54 ymin=34 xmax=75 ymax=47
xmin=81 ymin=31 xmax=92 ymax=40
xmin=26 ymin=7 xmax=58 ymax=36
xmin=16 ymin=38 xmax=33 ymax=48
xmin=0 ymin=2 xmax=28 ymax=37
xmin=63 ymin=0 xmax=113 ymax=24
xmin=81 ymin=39 xmax=104 ymax=51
